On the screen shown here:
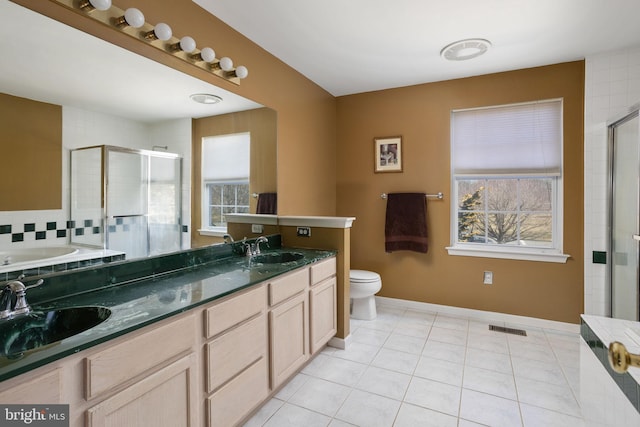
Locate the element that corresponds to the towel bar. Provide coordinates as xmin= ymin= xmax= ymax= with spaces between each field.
xmin=381 ymin=192 xmax=443 ymax=200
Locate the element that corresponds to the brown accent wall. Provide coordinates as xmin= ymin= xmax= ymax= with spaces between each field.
xmin=0 ymin=93 xmax=62 ymax=211
xmin=336 ymin=61 xmax=585 ymax=324
xmin=191 ymin=108 xmax=277 ymax=248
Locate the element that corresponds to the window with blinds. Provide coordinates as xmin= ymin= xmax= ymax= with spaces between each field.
xmin=448 ymin=99 xmax=567 ymax=262
xmin=201 ymin=132 xmax=250 ymax=231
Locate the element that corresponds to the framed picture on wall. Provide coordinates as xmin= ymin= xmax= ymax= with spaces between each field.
xmin=374 ymin=136 xmax=403 ymax=173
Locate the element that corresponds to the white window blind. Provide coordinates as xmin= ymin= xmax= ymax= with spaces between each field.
xmin=451 ymin=99 xmax=562 ymax=176
xmin=202 ymin=132 xmax=250 ymax=181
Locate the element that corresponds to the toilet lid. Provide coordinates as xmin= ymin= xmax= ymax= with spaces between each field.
xmin=350 ymin=269 xmax=381 ymax=283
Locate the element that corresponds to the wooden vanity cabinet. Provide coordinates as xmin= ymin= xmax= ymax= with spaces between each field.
xmin=84 ymin=314 xmax=199 ymax=427
xmin=268 ymin=268 xmax=310 ymax=389
xmin=0 ymin=255 xmax=337 ymax=427
xmin=204 ymin=284 xmax=269 ymax=426
xmin=309 ymin=257 xmax=338 ymax=354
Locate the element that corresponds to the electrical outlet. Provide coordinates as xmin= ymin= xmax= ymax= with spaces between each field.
xmin=483 ymin=271 xmax=493 ymax=285
xmin=251 ymin=224 xmax=264 ymax=233
xmin=297 ymin=226 xmax=311 ymax=237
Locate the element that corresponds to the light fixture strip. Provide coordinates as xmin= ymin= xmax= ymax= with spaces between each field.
xmin=50 ymin=0 xmax=242 ymax=85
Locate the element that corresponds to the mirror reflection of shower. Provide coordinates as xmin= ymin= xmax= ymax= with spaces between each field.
xmin=71 ymin=145 xmax=182 ymax=259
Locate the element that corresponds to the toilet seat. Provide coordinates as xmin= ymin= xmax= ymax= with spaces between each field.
xmin=350 ymin=270 xmax=380 ymax=283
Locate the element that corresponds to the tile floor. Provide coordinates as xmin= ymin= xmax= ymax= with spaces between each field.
xmin=244 ymin=303 xmax=587 ymax=427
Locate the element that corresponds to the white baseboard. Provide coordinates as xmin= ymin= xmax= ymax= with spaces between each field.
xmin=328 ymin=334 xmax=352 ymax=350
xmin=376 ymin=296 xmax=580 ymax=334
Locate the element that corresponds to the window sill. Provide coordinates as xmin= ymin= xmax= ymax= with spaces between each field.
xmin=446 ymin=246 xmax=570 ymax=263
xmin=198 ymin=227 xmax=227 ymax=237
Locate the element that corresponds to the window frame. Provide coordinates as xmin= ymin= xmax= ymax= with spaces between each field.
xmin=198 ymin=132 xmax=250 ymax=237
xmin=446 ymin=100 xmax=569 ymax=263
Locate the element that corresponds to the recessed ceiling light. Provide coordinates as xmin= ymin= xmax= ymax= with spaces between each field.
xmin=440 ymin=38 xmax=491 ymax=61
xmin=190 ymin=93 xmax=223 ymax=104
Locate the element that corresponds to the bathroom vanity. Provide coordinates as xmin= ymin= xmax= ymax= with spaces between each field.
xmin=0 ymin=238 xmax=337 ymax=426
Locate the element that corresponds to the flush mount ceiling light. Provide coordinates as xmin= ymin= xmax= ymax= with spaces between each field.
xmin=190 ymin=93 xmax=223 ymax=105
xmin=440 ymin=38 xmax=491 ymax=61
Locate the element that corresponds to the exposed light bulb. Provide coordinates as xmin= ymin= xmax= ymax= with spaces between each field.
xmin=234 ymin=65 xmax=249 ymax=79
xmin=80 ymin=0 xmax=111 ymax=11
xmin=192 ymin=47 xmax=216 ymax=63
xmin=219 ymin=57 xmax=233 ymax=72
xmin=179 ymin=36 xmax=197 ymax=53
xmin=200 ymin=47 xmax=216 ymax=63
xmin=123 ymin=8 xmax=145 ymax=28
xmin=144 ymin=22 xmax=172 ymax=41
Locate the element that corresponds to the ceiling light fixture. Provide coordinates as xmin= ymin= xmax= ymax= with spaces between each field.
xmin=440 ymin=38 xmax=491 ymax=61
xmin=190 ymin=94 xmax=223 ymax=105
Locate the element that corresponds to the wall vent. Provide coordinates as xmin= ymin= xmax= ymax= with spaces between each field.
xmin=488 ymin=325 xmax=527 ymax=336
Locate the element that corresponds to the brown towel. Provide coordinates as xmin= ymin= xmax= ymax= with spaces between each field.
xmin=256 ymin=193 xmax=277 ymax=214
xmin=385 ymin=193 xmax=428 ymax=253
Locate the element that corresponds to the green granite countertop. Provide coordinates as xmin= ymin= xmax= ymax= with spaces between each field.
xmin=0 ymin=245 xmax=335 ymax=382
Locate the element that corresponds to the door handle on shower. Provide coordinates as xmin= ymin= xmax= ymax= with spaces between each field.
xmin=633 ymin=234 xmax=640 ymax=241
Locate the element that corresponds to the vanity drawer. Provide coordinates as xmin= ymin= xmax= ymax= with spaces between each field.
xmin=310 ymin=257 xmax=336 ymax=285
xmin=205 ymin=284 xmax=266 ymax=339
xmin=206 ymin=313 xmax=267 ymax=393
xmin=207 ymin=357 xmax=269 ymax=427
xmin=269 ymin=268 xmax=309 ymax=306
xmin=85 ymin=314 xmax=196 ymax=400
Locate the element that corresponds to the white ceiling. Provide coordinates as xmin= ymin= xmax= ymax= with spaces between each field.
xmin=194 ymin=0 xmax=640 ymax=96
xmin=0 ymin=0 xmax=261 ymax=123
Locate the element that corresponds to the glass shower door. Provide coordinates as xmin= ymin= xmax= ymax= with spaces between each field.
xmin=148 ymin=155 xmax=182 ymax=256
xmin=610 ymin=110 xmax=640 ymax=321
xmin=106 ymin=149 xmax=149 ymax=259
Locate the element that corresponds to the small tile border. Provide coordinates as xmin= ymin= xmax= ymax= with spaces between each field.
xmin=581 ymin=320 xmax=640 ymax=413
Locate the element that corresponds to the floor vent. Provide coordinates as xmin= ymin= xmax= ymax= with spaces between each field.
xmin=488 ymin=325 xmax=527 ymax=336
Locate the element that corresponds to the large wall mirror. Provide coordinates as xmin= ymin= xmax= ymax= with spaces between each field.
xmin=0 ymin=1 xmax=277 ymax=264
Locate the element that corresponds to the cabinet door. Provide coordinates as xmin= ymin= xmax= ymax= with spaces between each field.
xmin=310 ymin=277 xmax=337 ymax=354
xmin=86 ymin=353 xmax=198 ymax=427
xmin=269 ymin=292 xmax=308 ymax=389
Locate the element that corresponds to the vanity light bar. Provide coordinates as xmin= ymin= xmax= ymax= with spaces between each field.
xmin=51 ymin=0 xmax=248 ymax=86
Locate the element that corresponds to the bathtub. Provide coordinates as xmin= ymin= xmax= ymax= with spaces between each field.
xmin=0 ymin=246 xmax=79 ymax=267
xmin=0 ymin=246 xmax=125 ymax=276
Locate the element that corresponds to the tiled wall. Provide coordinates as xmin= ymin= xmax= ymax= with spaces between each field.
xmin=0 ymin=106 xmax=192 ymax=252
xmin=584 ymin=46 xmax=640 ymax=316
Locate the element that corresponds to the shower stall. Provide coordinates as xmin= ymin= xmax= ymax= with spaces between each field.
xmin=609 ymin=107 xmax=640 ymax=321
xmin=70 ymin=145 xmax=182 ymax=259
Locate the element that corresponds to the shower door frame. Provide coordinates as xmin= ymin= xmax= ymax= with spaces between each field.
xmin=607 ymin=107 xmax=640 ymax=321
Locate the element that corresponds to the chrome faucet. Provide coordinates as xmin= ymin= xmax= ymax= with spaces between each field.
xmin=0 ymin=276 xmax=44 ymax=320
xmin=223 ymin=234 xmax=235 ymax=244
xmin=255 ymin=236 xmax=269 ymax=253
xmin=243 ymin=236 xmax=270 ymax=257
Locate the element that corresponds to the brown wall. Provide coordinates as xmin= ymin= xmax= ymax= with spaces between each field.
xmin=336 ymin=61 xmax=585 ymax=324
xmin=191 ymin=108 xmax=277 ymax=247
xmin=0 ymin=93 xmax=62 ymax=211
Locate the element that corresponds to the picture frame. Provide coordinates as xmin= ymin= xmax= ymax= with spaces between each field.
xmin=374 ymin=136 xmax=403 ymax=173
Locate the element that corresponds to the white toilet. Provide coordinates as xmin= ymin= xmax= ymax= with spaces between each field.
xmin=350 ymin=270 xmax=382 ymax=320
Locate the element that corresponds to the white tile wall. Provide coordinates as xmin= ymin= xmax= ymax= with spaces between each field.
xmin=584 ymin=45 xmax=640 ymax=316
